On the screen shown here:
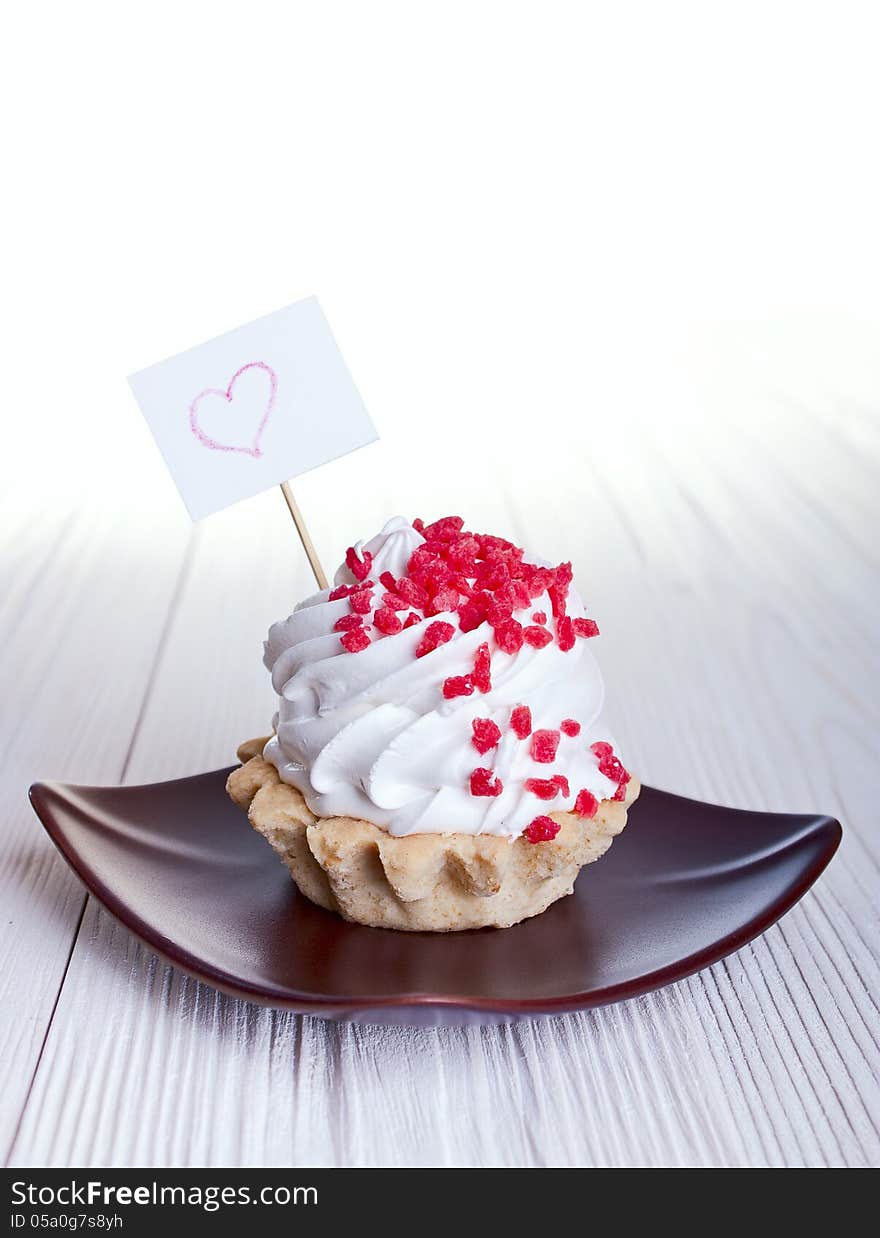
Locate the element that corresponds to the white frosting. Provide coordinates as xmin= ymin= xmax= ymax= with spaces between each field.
xmin=263 ymin=517 xmax=622 ymax=838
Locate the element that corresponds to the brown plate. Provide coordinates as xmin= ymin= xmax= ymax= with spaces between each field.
xmin=29 ymin=770 xmax=841 ymax=1025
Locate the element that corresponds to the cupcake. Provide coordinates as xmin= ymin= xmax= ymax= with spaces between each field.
xmin=227 ymin=515 xmax=639 ymax=931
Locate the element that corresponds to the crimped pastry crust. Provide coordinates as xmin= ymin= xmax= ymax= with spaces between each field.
xmin=227 ymin=737 xmax=639 ymax=932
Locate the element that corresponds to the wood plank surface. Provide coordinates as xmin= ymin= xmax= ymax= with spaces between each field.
xmin=0 ymin=491 xmax=190 ymax=1162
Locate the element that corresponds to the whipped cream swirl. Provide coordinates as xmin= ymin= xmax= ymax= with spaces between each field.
xmin=262 ymin=517 xmax=623 ymax=838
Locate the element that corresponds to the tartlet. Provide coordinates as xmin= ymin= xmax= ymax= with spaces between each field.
xmin=227 ymin=515 xmax=639 ymax=931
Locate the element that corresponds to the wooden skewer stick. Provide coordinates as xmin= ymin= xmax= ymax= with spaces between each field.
xmin=280 ymin=481 xmax=329 ymax=590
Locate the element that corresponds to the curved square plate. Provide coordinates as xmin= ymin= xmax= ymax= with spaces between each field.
xmin=29 ymin=771 xmax=840 ymax=1025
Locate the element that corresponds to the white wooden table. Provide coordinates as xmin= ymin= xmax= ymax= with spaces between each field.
xmin=2 ymin=325 xmax=878 ymax=1169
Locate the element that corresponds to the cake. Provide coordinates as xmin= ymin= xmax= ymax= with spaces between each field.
xmin=227 ymin=515 xmax=639 ymax=930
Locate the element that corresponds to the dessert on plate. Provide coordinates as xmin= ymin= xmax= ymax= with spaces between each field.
xmin=227 ymin=515 xmax=639 ymax=931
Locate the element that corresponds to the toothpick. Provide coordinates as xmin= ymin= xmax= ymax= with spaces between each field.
xmin=279 ymin=481 xmax=329 ymax=590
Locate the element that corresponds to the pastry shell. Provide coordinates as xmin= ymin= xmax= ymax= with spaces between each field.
xmin=227 ymin=737 xmax=639 ymax=932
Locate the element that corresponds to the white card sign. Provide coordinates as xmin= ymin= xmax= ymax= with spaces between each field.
xmin=128 ymin=297 xmax=377 ymax=520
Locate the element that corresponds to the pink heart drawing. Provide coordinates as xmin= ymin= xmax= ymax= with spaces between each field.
xmin=188 ymin=360 xmax=277 ymax=458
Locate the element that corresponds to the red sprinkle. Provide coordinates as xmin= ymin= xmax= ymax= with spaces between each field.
xmin=486 ymin=596 xmax=514 ymax=627
xmin=573 ymin=789 xmax=598 ymax=819
xmin=333 ymin=614 xmax=364 ymax=632
xmin=474 ymin=557 xmax=510 ymax=591
xmin=424 ymin=516 xmax=465 ymax=542
xmin=469 ymin=767 xmax=503 ymax=797
xmin=574 ymin=617 xmax=600 ymax=639
xmin=524 ymin=815 xmax=560 ymax=843
xmin=415 ymin=620 xmax=455 ymax=658
xmin=472 ymin=642 xmax=492 ymax=693
xmin=530 ymin=729 xmax=560 ymax=763
xmin=373 ymin=606 xmax=403 ymax=635
xmin=471 ymin=718 xmax=502 ymax=755
xmin=478 ymin=533 xmax=517 ymax=558
xmin=494 ymin=580 xmax=530 ymax=612
xmin=590 ymin=740 xmax=631 ymax=789
xmin=382 ymin=591 xmax=409 ymax=611
xmin=457 ymin=600 xmax=485 ymax=633
xmin=379 ymin=571 xmax=398 ymax=592
xmin=510 ymin=705 xmax=532 ymax=739
xmin=560 ymin=719 xmax=581 ymax=737
xmin=549 ymin=563 xmax=573 ymax=619
xmin=328 ymin=584 xmax=353 ymax=601
xmin=421 ymin=567 xmax=454 ymax=598
xmin=553 ymin=773 xmax=570 ymax=797
xmin=445 ymin=534 xmax=480 ymax=571
xmin=345 ymin=546 xmax=373 ymax=582
xmin=524 ymin=777 xmax=561 ymax=801
xmin=493 ymin=618 xmax=524 ymax=654
xmin=532 ymin=611 xmax=547 ymax=624
xmin=349 ymin=587 xmax=374 ymax=615
xmin=613 ymin=783 xmax=627 ymax=801
xmin=422 ymin=557 xmax=453 ymax=589
xmin=412 ymin=517 xmax=426 ymax=534
xmin=426 ymin=585 xmax=461 ymax=616
xmin=523 ymin=625 xmax=553 ymax=648
xmin=395 ymin=577 xmax=429 ymax=609
xmin=523 ymin=565 xmax=555 ymax=599
xmin=556 ymin=615 xmax=575 ymax=652
xmin=403 ymin=612 xmax=421 ymax=629
xmin=443 ymin=675 xmax=474 ymax=700
xmin=407 ymin=545 xmax=439 ymax=583
xmin=340 ymin=627 xmax=371 ymax=653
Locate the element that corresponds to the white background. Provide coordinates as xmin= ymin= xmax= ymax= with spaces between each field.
xmin=4 ymin=0 xmax=880 ymax=518
xmin=1 ymin=1 xmax=878 ymax=1168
